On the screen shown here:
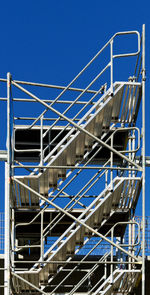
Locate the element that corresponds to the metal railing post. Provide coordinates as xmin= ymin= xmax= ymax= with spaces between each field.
xmin=132 ymin=129 xmax=136 ymax=178
xmin=110 ymin=40 xmax=113 ymax=95
xmin=40 ymin=115 xmax=44 ymax=166
xmin=104 ymin=258 xmax=107 ymax=279
xmin=142 ymin=23 xmax=146 ymax=295
xmin=128 ymin=131 xmax=132 ymax=178
xmin=11 ymin=209 xmax=15 ymax=271
xmin=129 ymin=222 xmax=132 ymax=270
xmin=105 ymin=170 xmax=108 ymax=188
xmin=132 ymin=219 xmax=135 ymax=266
xmin=40 ymin=211 xmax=44 ymax=263
xmin=111 ymin=228 xmax=114 ymax=283
xmin=110 ymin=135 xmax=113 ymax=191
xmin=5 ymin=72 xmax=12 ymax=295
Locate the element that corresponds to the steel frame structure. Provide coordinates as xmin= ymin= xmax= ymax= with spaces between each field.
xmin=0 ymin=25 xmax=146 ymax=294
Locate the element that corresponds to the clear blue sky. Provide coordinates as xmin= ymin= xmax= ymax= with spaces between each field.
xmin=0 ymin=0 xmax=149 ymax=215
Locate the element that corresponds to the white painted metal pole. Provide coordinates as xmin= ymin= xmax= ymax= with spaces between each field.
xmin=40 ymin=115 xmax=44 ymax=166
xmin=142 ymin=24 xmax=146 ymax=295
xmin=110 ymin=135 xmax=114 ymax=191
xmin=40 ymin=211 xmax=44 ymax=263
xmin=4 ymin=73 xmax=11 ymax=295
xmin=11 ymin=209 xmax=15 ymax=270
xmin=129 ymin=222 xmax=131 ymax=270
xmin=110 ymin=228 xmax=114 ymax=283
xmin=110 ymin=40 xmax=113 ymax=95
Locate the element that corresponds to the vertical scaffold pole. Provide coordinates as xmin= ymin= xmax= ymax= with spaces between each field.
xmin=142 ymin=24 xmax=146 ymax=295
xmin=110 ymin=40 xmax=113 ymax=95
xmin=4 ymin=72 xmax=11 ymax=295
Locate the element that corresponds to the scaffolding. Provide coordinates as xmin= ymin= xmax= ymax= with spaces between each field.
xmin=0 ymin=25 xmax=147 ymax=295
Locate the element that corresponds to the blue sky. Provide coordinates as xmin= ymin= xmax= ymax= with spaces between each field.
xmin=0 ymin=0 xmax=149 ymax=215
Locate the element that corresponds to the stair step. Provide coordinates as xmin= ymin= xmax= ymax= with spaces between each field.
xmin=39 ymin=169 xmax=49 ymax=197
xmin=103 ymin=194 xmax=113 ymax=217
xmin=57 ymin=145 xmax=67 ymax=179
xmin=93 ymin=202 xmax=104 ymax=226
xmin=111 ymin=85 xmax=124 ymax=121
xmin=48 ymin=157 xmax=58 ymax=188
xmin=20 ymin=178 xmax=29 ymax=206
xmin=76 ymin=132 xmax=85 ymax=158
xmin=85 ymin=114 xmax=95 ymax=148
xmin=30 ymin=178 xmax=39 ymax=206
xmin=112 ymin=181 xmax=124 ymax=208
xmin=66 ymin=232 xmax=76 ymax=254
xmin=103 ymin=98 xmax=113 ymax=130
xmin=94 ymin=103 xmax=104 ymax=138
xmin=66 ymin=135 xmax=76 ymax=166
xmin=76 ymin=222 xmax=85 ymax=245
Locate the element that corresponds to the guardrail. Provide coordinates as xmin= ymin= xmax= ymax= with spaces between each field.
xmin=0 ymin=212 xmax=149 ymax=256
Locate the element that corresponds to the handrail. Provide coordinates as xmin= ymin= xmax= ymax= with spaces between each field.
xmin=21 ymin=30 xmax=140 ymax=130
xmin=112 ymin=31 xmax=140 ymax=58
xmin=111 ymin=221 xmax=140 ymax=247
xmin=111 ymin=127 xmax=140 ymax=155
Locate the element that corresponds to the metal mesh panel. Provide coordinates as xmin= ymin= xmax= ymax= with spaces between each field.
xmin=135 ymin=216 xmax=150 ymax=256
xmin=0 ymin=212 xmax=4 ymax=253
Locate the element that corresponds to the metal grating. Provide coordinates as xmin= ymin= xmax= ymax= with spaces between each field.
xmin=135 ymin=216 xmax=150 ymax=256
xmin=0 ymin=212 xmax=4 ymax=253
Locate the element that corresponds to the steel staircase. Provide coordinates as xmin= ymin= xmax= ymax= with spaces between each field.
xmin=5 ymin=29 xmax=144 ymax=295
xmin=12 ymin=80 xmax=142 ymax=293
